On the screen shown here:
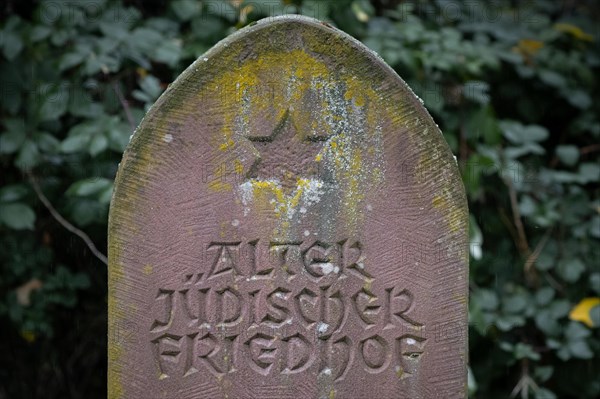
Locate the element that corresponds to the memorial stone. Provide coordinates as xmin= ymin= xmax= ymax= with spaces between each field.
xmin=108 ymin=15 xmax=469 ymax=399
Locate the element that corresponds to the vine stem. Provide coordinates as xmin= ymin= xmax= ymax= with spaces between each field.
xmin=112 ymin=82 xmax=136 ymax=133
xmin=27 ymin=172 xmax=108 ymax=266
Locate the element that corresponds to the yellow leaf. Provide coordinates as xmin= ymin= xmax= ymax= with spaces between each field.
xmin=516 ymin=39 xmax=544 ymax=56
xmin=554 ymin=23 xmax=594 ymax=42
xmin=569 ymin=297 xmax=600 ymax=327
xmin=136 ymin=67 xmax=148 ymax=79
xmin=20 ymin=330 xmax=36 ymax=343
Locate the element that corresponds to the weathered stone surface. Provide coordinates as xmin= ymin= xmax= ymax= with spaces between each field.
xmin=108 ymin=15 xmax=468 ymax=399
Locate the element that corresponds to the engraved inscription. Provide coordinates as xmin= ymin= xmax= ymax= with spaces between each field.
xmin=149 ymin=239 xmax=426 ymax=380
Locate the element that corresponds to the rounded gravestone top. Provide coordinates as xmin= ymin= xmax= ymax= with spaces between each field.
xmin=109 ymin=14 xmax=468 ymax=399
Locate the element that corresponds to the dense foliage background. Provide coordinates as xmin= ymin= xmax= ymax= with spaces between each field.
xmin=1 ymin=0 xmax=598 ymax=398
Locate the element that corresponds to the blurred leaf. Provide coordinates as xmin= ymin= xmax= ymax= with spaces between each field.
xmin=463 ymin=81 xmax=490 ymax=105
xmin=567 ymin=90 xmax=592 ymax=109
xmin=0 ymin=202 xmax=35 ymax=230
xmin=15 ymin=140 xmax=39 ymax=170
xmin=535 ymin=287 xmax=555 ymax=306
xmin=89 ymin=134 xmax=108 ymax=157
xmin=37 ymin=83 xmax=69 ymax=121
xmin=568 ymin=340 xmax=593 ymax=359
xmin=171 ymin=0 xmax=201 ymax=21
xmin=0 ymin=184 xmax=28 ymax=203
xmin=2 ymin=29 xmax=24 ymax=60
xmin=66 ymin=178 xmax=113 ymax=197
xmin=555 ymin=145 xmax=579 ymax=166
xmin=501 ymin=121 xmax=549 ymax=144
xmin=557 ymin=258 xmax=586 ymax=283
xmin=0 ymin=130 xmax=26 ymax=154
xmin=578 ymin=163 xmax=600 ymax=183
xmin=534 ymin=387 xmax=557 ymax=399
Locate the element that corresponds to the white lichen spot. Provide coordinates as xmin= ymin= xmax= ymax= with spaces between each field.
xmin=203 ymin=57 xmax=208 ymax=62
xmin=304 ymin=230 xmax=310 ymax=237
xmin=319 ymin=262 xmax=335 ymax=275
xmin=239 ymin=181 xmax=254 ymax=216
xmin=333 ymin=266 xmax=340 ymax=274
xmin=316 ymin=322 xmax=329 ymax=335
xmin=406 ymin=338 xmax=417 ymax=345
xmin=299 ymin=207 xmax=307 ymax=214
xmin=300 ymin=179 xmax=326 ymax=208
xmin=231 ymin=219 xmax=240 ymax=227
xmin=163 ymin=133 xmax=173 ymax=143
xmin=357 ymin=261 xmax=365 ymax=269
xmin=321 ymin=367 xmax=332 ymax=376
xmin=367 ymin=204 xmax=373 ymax=211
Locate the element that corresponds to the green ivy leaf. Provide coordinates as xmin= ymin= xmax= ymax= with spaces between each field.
xmin=88 ymin=134 xmax=108 ymax=157
xmin=59 ymin=52 xmax=87 ymax=71
xmin=534 ymin=387 xmax=557 ymax=399
xmin=37 ymin=83 xmax=69 ymax=121
xmin=171 ymin=0 xmax=201 ymax=21
xmin=503 ymin=292 xmax=528 ymax=314
xmin=0 ymin=202 xmax=35 ymax=230
xmin=555 ymin=145 xmax=579 ymax=166
xmin=558 ymin=258 xmax=586 ymax=282
xmin=567 ymin=89 xmax=591 ymax=109
xmin=0 ymin=184 xmax=28 ymax=202
xmin=536 ymin=310 xmax=561 ymax=335
xmin=66 ymin=177 xmax=113 ymax=197
xmin=539 ymin=69 xmax=567 ymax=88
xmin=2 ymin=29 xmax=24 ymax=60
xmin=568 ymin=340 xmax=593 ymax=359
xmin=0 ymin=130 xmax=26 ymax=154
xmin=15 ymin=140 xmax=39 ymax=170
xmin=535 ymin=287 xmax=555 ymax=306
xmin=29 ymin=25 xmax=51 ymax=42
xmin=578 ymin=163 xmax=600 ymax=183
xmin=474 ymin=289 xmax=499 ymax=311
xmin=501 ymin=121 xmax=549 ymax=144
xmin=60 ymin=122 xmax=98 ymax=153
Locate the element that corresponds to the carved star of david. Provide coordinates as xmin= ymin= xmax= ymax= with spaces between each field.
xmin=245 ymin=110 xmax=330 ymax=190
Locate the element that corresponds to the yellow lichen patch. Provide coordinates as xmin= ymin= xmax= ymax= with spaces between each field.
xmin=142 ymin=264 xmax=153 ymax=275
xmin=209 ymin=180 xmax=233 ymax=192
xmin=210 ymin=48 xmax=332 ymax=145
xmin=344 ymin=76 xmax=367 ymax=107
xmin=432 ymin=191 xmax=466 ymax=234
xmin=344 ymin=149 xmax=365 ymax=229
xmin=208 ymin=164 xmax=233 ymax=192
xmin=219 ymin=139 xmax=235 ymax=151
xmin=234 ymin=159 xmax=244 ymax=176
xmin=247 ymin=178 xmax=319 ymax=218
xmin=107 ymin=292 xmax=124 ymax=398
xmin=432 ymin=194 xmax=446 ymax=209
xmin=396 ymin=366 xmax=405 ymax=379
